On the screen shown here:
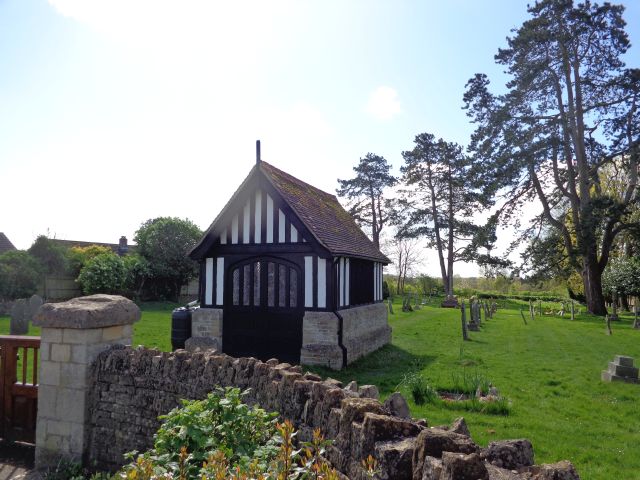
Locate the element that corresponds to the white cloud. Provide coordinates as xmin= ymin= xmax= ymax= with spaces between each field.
xmin=365 ymin=86 xmax=401 ymax=121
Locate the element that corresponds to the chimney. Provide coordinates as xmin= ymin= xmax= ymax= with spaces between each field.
xmin=118 ymin=236 xmax=128 ymax=256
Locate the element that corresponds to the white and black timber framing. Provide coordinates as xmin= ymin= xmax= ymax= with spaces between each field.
xmin=190 ymin=151 xmax=389 ymax=362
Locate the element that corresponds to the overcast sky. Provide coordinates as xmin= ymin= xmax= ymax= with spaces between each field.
xmin=1 ymin=1 xmax=639 ymax=276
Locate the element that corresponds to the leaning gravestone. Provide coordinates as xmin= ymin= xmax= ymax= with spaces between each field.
xmin=10 ymin=298 xmax=28 ymax=335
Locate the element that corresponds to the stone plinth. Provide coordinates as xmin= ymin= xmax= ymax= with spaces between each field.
xmin=601 ymin=355 xmax=639 ymax=384
xmin=32 ymin=294 xmax=140 ymax=468
xmin=441 ymin=296 xmax=459 ymax=308
xmin=191 ymin=307 xmax=223 ymax=348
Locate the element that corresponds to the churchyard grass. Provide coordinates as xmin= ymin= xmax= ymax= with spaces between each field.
xmin=309 ymin=297 xmax=640 ymax=480
xmin=3 ymin=299 xmax=639 ymax=479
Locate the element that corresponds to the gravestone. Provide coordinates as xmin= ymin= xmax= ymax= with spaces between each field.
xmin=601 ymin=355 xmax=639 ymax=384
xmin=10 ymin=298 xmax=28 ymax=335
xmin=461 ymin=302 xmax=469 ymax=340
xmin=27 ymin=294 xmax=43 ymax=320
xmin=388 ymin=298 xmax=394 ymax=314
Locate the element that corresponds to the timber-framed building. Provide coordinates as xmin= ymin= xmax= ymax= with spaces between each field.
xmin=189 ymin=149 xmax=390 ymax=369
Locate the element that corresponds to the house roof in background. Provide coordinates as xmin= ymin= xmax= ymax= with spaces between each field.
xmin=0 ymin=232 xmax=16 ymax=255
xmin=50 ymin=238 xmax=136 ymax=255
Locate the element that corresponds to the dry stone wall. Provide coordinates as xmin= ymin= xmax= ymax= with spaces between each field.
xmin=88 ymin=346 xmax=580 ymax=479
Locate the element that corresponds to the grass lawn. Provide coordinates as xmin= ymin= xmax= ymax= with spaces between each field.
xmin=309 ymin=298 xmax=640 ymax=480
xmin=2 ymin=299 xmax=638 ymax=478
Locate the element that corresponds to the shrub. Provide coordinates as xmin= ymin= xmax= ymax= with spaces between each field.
xmin=77 ymin=253 xmax=125 ymax=295
xmin=117 ymin=388 xmax=350 ymax=479
xmin=28 ymin=235 xmax=69 ymax=275
xmin=67 ymin=245 xmax=114 ymax=277
xmin=0 ymin=250 xmax=42 ymax=300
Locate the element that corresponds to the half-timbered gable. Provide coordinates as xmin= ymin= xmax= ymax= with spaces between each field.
xmin=189 ymin=152 xmax=391 ymax=369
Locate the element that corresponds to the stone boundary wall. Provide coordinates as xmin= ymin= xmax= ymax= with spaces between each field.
xmin=88 ymin=346 xmax=579 ymax=479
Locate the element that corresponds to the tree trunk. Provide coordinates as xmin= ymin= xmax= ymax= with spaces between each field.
xmin=582 ymin=255 xmax=607 ymax=315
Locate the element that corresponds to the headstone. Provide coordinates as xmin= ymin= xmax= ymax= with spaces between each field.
xmin=605 ymin=315 xmax=612 ymax=335
xmin=601 ymin=355 xmax=639 ymax=383
xmin=461 ymin=302 xmax=469 ymax=341
xmin=27 ymin=294 xmax=43 ymax=319
xmin=609 ymin=294 xmax=619 ymax=321
xmin=10 ymin=298 xmax=28 ymax=335
xmin=570 ymin=301 xmax=575 ymax=321
xmin=388 ymin=298 xmax=394 ymax=314
xmin=634 ymin=305 xmax=639 ymax=329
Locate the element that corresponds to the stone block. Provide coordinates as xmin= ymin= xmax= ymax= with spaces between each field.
xmin=47 ymin=419 xmax=71 ymax=437
xmin=51 ymin=343 xmax=71 ymax=363
xmin=300 ymin=344 xmax=343 ymax=370
xmin=384 ymin=392 xmax=411 ymax=418
xmin=359 ymin=384 xmax=380 ymax=399
xmin=185 ymin=336 xmax=219 ymax=353
xmin=63 ymin=328 xmax=103 ymax=345
xmin=440 ymin=452 xmax=488 ymax=480
xmin=374 ymin=438 xmax=415 ymax=480
xmin=56 ymin=388 xmax=87 ymax=424
xmin=39 ymin=361 xmax=61 ymax=386
xmin=37 ymin=385 xmax=57 ymax=418
xmin=302 ymin=311 xmax=339 ymax=344
xmin=191 ymin=307 xmax=223 ymax=337
xmin=608 ymin=362 xmax=639 ymax=378
xmin=41 ymin=327 xmax=63 ymax=343
xmin=614 ymin=355 xmax=634 ymax=367
xmin=40 ymin=341 xmax=50 ymax=362
xmin=59 ymin=363 xmax=89 ymax=389
xmin=481 ymin=439 xmax=534 ymax=470
xmin=33 ymin=294 xmax=141 ymax=329
xmin=526 ymin=460 xmax=580 ymax=479
xmin=412 ymin=428 xmax=479 ymax=478
xmin=102 ymin=325 xmax=125 ymax=341
xmin=601 ymin=370 xmax=639 ymax=384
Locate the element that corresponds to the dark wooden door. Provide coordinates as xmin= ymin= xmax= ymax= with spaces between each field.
xmin=224 ymin=257 xmax=303 ymax=363
xmin=0 ymin=336 xmax=39 ymax=444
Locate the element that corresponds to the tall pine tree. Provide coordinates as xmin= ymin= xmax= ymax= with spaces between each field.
xmin=337 ymin=153 xmax=396 ymax=249
xmin=463 ymin=0 xmax=639 ymax=315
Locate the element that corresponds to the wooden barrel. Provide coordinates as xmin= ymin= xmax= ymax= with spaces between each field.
xmin=171 ymin=307 xmax=192 ymax=350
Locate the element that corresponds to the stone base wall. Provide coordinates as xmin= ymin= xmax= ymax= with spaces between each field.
xmin=191 ymin=308 xmax=223 ymax=348
xmin=300 ymin=311 xmax=343 ymax=369
xmin=300 ymin=304 xmax=391 ymax=369
xmin=87 ymin=347 xmax=579 ymax=480
xmin=341 ymin=303 xmax=391 ymax=364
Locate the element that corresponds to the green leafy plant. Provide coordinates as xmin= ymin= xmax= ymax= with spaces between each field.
xmin=398 ymin=371 xmax=438 ymax=405
xmin=118 ymin=394 xmax=342 ymax=479
xmin=135 ymin=387 xmax=279 ymax=477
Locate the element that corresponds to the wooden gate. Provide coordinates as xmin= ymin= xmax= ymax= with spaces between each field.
xmin=0 ymin=336 xmax=40 ymax=444
xmin=224 ymin=257 xmax=303 ymax=363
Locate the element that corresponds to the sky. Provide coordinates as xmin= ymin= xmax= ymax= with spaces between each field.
xmin=1 ymin=0 xmax=639 ymax=277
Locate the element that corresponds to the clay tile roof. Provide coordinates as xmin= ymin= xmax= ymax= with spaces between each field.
xmin=260 ymin=162 xmax=390 ymax=264
xmin=0 ymin=232 xmax=16 ymax=255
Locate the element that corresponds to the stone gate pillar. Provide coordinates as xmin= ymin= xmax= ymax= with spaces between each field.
xmin=32 ymin=294 xmax=140 ymax=468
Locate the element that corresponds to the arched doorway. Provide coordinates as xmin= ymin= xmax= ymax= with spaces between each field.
xmin=223 ymin=256 xmax=303 ymax=363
